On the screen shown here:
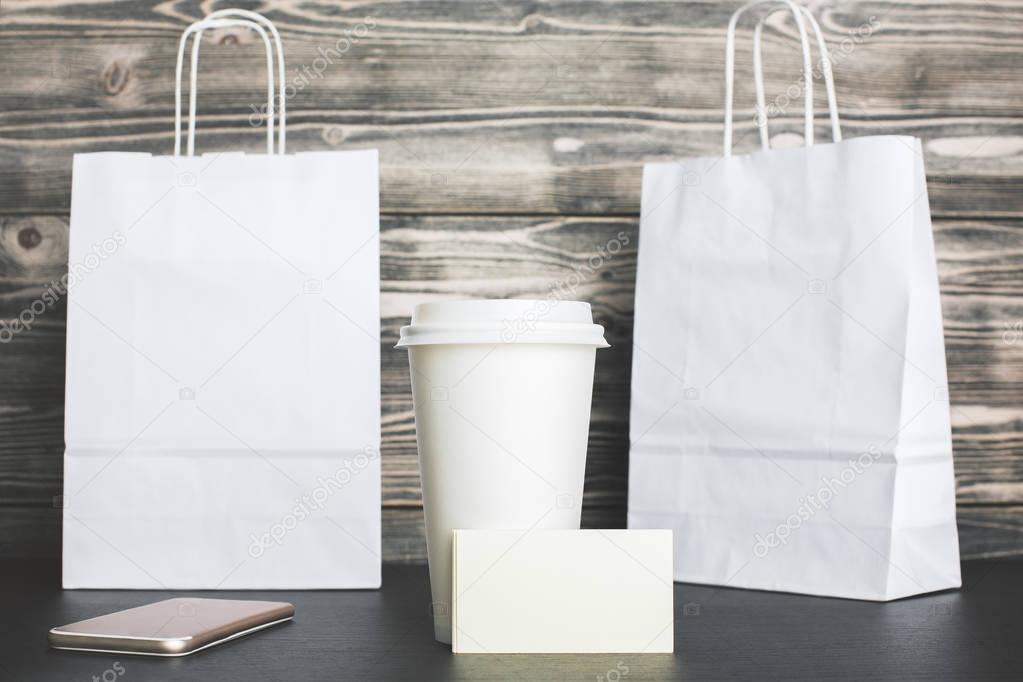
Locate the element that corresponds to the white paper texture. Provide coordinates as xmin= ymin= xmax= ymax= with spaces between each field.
xmin=63 ymin=149 xmax=381 ymax=588
xmin=452 ymin=529 xmax=673 ymax=653
xmin=628 ymin=136 xmax=961 ymax=600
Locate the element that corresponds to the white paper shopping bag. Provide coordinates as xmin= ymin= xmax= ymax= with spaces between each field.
xmin=628 ymin=1 xmax=960 ymax=600
xmin=63 ymin=11 xmax=381 ymax=589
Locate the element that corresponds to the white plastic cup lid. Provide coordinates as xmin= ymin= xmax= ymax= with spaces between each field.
xmin=395 ymin=299 xmax=610 ymax=348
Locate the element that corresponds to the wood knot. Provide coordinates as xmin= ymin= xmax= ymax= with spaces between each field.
xmin=103 ymin=61 xmax=131 ymax=95
xmin=18 ymin=227 xmax=42 ymax=250
xmin=0 ymin=216 xmax=68 ymax=276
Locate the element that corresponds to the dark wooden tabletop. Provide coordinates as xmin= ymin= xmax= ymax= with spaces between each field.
xmin=5 ymin=558 xmax=1020 ymax=681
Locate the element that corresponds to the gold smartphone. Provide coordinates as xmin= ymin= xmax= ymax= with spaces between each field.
xmin=49 ymin=598 xmax=294 ymax=657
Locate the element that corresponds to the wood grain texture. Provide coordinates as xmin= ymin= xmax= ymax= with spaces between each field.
xmin=1 ymin=0 xmax=1021 ymax=560
xmin=2 ymin=214 xmax=1022 ymax=560
xmin=1 ymin=1 xmax=1021 ymax=215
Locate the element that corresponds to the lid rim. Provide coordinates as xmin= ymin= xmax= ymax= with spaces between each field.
xmin=396 ymin=299 xmax=610 ymax=348
xmin=396 ymin=324 xmax=610 ymax=349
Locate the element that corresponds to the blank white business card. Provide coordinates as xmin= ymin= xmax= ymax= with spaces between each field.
xmin=452 ymin=529 xmax=673 ymax=653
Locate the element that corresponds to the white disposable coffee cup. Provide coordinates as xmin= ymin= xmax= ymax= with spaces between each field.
xmin=396 ymin=299 xmax=609 ymax=644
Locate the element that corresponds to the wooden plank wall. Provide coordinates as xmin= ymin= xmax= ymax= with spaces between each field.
xmin=1 ymin=0 xmax=1021 ymax=561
